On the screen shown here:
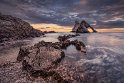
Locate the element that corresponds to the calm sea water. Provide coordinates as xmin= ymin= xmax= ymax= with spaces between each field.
xmin=0 ymin=32 xmax=124 ymax=82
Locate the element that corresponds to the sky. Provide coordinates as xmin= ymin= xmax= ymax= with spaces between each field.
xmin=0 ymin=0 xmax=124 ymax=32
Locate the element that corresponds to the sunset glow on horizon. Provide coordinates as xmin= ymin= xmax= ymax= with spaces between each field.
xmin=1 ymin=0 xmax=123 ymax=30
xmin=31 ymin=23 xmax=124 ymax=32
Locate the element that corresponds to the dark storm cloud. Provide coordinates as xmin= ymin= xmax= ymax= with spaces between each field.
xmin=107 ymin=21 xmax=124 ymax=27
xmin=0 ymin=0 xmax=124 ymax=28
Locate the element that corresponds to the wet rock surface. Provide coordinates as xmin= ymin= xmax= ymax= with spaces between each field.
xmin=1 ymin=33 xmax=124 ymax=83
xmin=0 ymin=13 xmax=43 ymax=43
xmin=58 ymin=34 xmax=86 ymax=52
xmin=16 ymin=40 xmax=81 ymax=83
xmin=0 ymin=34 xmax=87 ymax=83
xmin=17 ymin=45 xmax=65 ymax=70
xmin=58 ymin=34 xmax=80 ymax=42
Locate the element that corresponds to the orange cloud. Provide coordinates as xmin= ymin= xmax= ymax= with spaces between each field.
xmin=31 ymin=23 xmax=72 ymax=32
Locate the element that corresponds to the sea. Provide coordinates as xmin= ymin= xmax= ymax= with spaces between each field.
xmin=0 ymin=32 xmax=124 ymax=83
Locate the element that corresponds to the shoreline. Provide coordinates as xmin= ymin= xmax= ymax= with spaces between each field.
xmin=0 ymin=32 xmax=124 ymax=83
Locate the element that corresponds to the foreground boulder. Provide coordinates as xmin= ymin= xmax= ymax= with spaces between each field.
xmin=0 ymin=13 xmax=43 ymax=43
xmin=17 ymin=46 xmax=65 ymax=70
xmin=0 ymin=34 xmax=87 ymax=82
xmin=16 ymin=38 xmax=86 ymax=82
xmin=17 ymin=42 xmax=68 ymax=82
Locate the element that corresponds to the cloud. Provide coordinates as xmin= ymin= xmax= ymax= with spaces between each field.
xmin=0 ymin=0 xmax=124 ymax=28
xmin=97 ymin=20 xmax=124 ymax=28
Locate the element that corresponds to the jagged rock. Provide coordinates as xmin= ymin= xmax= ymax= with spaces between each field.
xmin=16 ymin=39 xmax=86 ymax=82
xmin=33 ymin=39 xmax=86 ymax=53
xmin=60 ymin=40 xmax=71 ymax=49
xmin=16 ymin=41 xmax=71 ymax=82
xmin=72 ymin=20 xmax=97 ymax=33
xmin=0 ymin=39 xmax=87 ymax=82
xmin=58 ymin=35 xmax=86 ymax=53
xmin=71 ymin=40 xmax=86 ymax=52
xmin=58 ymin=34 xmax=79 ymax=42
xmin=17 ymin=47 xmax=30 ymax=61
xmin=17 ymin=46 xmax=65 ymax=70
xmin=0 ymin=13 xmax=43 ymax=43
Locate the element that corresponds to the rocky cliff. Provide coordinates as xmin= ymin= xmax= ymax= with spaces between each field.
xmin=0 ymin=13 xmax=43 ymax=43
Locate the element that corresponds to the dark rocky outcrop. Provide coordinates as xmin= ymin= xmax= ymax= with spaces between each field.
xmin=0 ymin=13 xmax=43 ymax=43
xmin=17 ymin=41 xmax=70 ymax=82
xmin=58 ymin=34 xmax=79 ymax=42
xmin=71 ymin=40 xmax=86 ymax=52
xmin=0 ymin=33 xmax=88 ymax=82
xmin=17 ymin=45 xmax=65 ymax=69
xmin=58 ymin=34 xmax=86 ymax=52
xmin=72 ymin=20 xmax=97 ymax=33
xmin=15 ymin=34 xmax=86 ymax=82
xmin=1 ymin=33 xmax=124 ymax=83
